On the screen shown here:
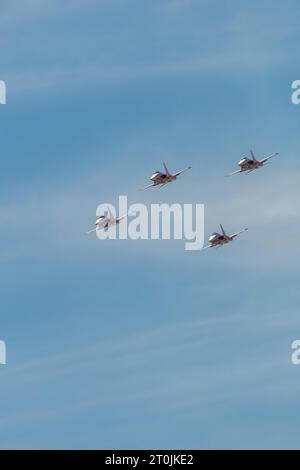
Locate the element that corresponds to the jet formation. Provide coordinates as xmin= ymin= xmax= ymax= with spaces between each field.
xmin=87 ymin=150 xmax=278 ymax=251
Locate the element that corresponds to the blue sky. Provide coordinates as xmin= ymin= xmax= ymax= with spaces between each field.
xmin=1 ymin=0 xmax=300 ymax=449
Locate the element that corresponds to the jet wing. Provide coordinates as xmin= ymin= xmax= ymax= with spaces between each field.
xmin=261 ymin=152 xmax=278 ymax=164
xmin=116 ymin=214 xmax=127 ymax=224
xmin=85 ymin=227 xmax=97 ymax=235
xmin=139 ymin=183 xmax=155 ymax=191
xmin=174 ymin=166 xmax=192 ymax=177
xmin=230 ymin=228 xmax=248 ymax=239
xmin=200 ymin=244 xmax=212 ymax=251
xmin=227 ymin=169 xmax=241 ymax=176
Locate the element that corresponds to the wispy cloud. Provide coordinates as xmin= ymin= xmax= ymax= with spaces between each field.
xmin=0 ymin=0 xmax=103 ymax=27
xmin=1 ymin=162 xmax=299 ymax=269
xmin=2 ymin=0 xmax=293 ymax=95
xmin=0 ymin=309 xmax=297 ymax=436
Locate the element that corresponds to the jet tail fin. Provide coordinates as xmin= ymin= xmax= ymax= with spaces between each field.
xmin=107 ymin=206 xmax=115 ymax=221
xmin=220 ymin=224 xmax=227 ymax=236
xmin=163 ymin=162 xmax=171 ymax=176
xmin=250 ymin=149 xmax=257 ymax=161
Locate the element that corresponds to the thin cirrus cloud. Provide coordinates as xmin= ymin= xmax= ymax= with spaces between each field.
xmin=0 ymin=310 xmax=296 ymax=422
xmin=1 ymin=0 xmax=300 ymax=450
xmin=1 ymin=1 xmax=295 ymax=95
xmin=0 ymin=164 xmax=299 ymax=268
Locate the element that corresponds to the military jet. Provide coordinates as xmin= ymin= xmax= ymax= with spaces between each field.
xmin=228 ymin=150 xmax=278 ymax=175
xmin=202 ymin=224 xmax=248 ymax=250
xmin=85 ymin=207 xmax=126 ymax=234
xmin=140 ymin=162 xmax=192 ymax=190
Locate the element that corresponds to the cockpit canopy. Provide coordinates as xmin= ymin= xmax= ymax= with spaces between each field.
xmin=238 ymin=157 xmax=250 ymax=165
xmin=150 ymin=171 xmax=162 ymax=180
xmin=209 ymin=233 xmax=219 ymax=240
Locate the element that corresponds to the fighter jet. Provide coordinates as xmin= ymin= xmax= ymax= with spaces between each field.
xmin=85 ymin=207 xmax=126 ymax=234
xmin=202 ymin=224 xmax=248 ymax=250
xmin=140 ymin=162 xmax=192 ymax=190
xmin=228 ymin=150 xmax=278 ymax=175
